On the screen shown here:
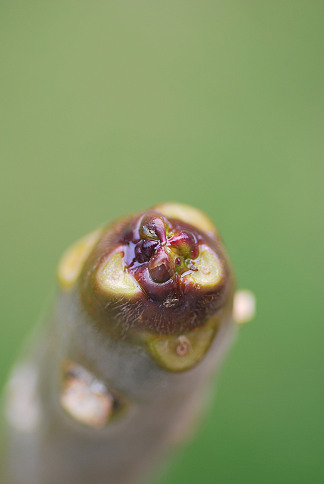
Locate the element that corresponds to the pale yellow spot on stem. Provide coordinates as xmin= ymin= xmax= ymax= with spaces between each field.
xmin=58 ymin=228 xmax=103 ymax=288
xmin=96 ymin=250 xmax=140 ymax=297
xmin=146 ymin=318 xmax=219 ymax=372
xmin=153 ymin=202 xmax=217 ymax=235
xmin=185 ymin=245 xmax=223 ymax=287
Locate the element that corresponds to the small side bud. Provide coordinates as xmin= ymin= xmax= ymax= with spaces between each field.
xmin=60 ymin=362 xmax=125 ymax=429
xmin=233 ymin=290 xmax=256 ymax=324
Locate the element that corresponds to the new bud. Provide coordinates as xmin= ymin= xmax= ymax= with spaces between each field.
xmin=60 ymin=203 xmax=234 ymax=371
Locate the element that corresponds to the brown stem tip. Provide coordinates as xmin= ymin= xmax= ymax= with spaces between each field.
xmin=79 ymin=203 xmax=234 ymax=335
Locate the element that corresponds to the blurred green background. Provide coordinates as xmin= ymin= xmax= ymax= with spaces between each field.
xmin=1 ymin=1 xmax=323 ymax=483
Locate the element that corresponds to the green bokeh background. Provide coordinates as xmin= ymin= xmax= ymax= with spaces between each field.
xmin=1 ymin=1 xmax=323 ymax=483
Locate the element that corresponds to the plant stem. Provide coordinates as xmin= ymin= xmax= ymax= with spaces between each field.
xmin=2 ymin=203 xmax=239 ymax=484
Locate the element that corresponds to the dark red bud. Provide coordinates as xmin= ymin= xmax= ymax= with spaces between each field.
xmin=148 ymin=247 xmax=174 ymax=283
xmin=139 ymin=214 xmax=167 ymax=244
xmin=169 ymin=231 xmax=199 ymax=259
xmin=135 ymin=239 xmax=159 ymax=263
xmin=79 ymin=205 xmax=233 ymax=335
